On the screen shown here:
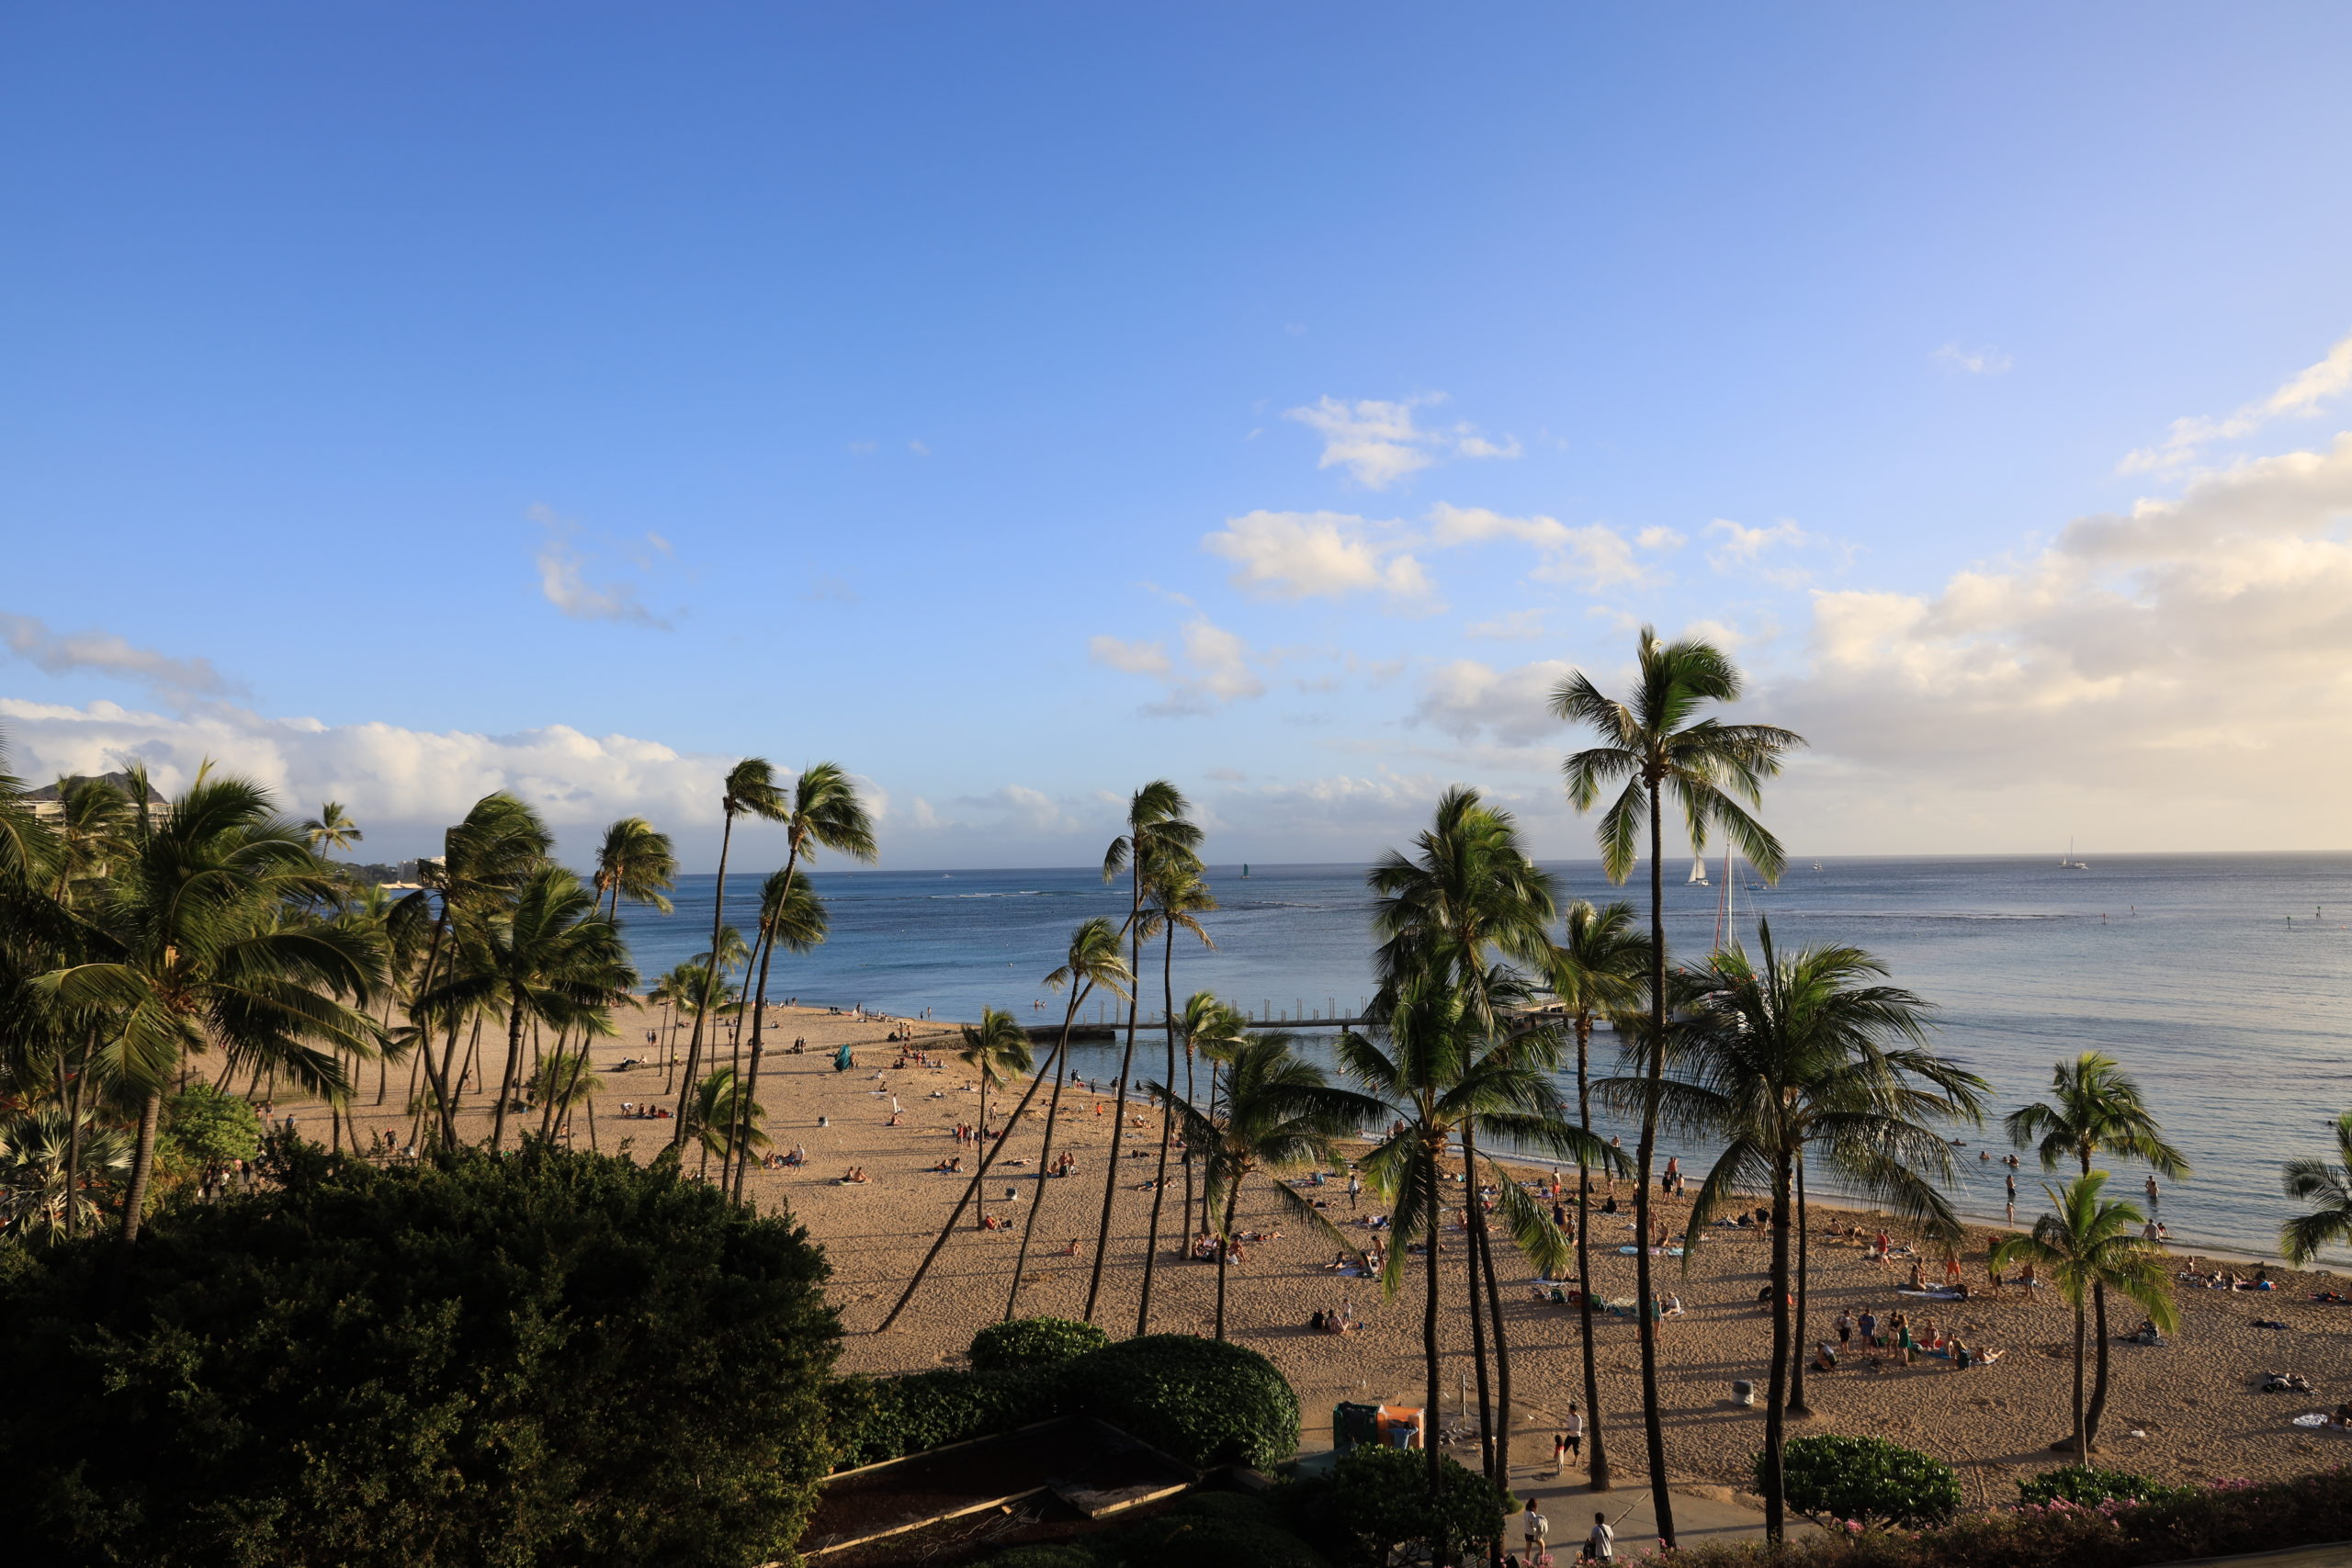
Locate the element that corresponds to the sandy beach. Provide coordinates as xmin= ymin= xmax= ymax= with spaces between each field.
xmin=305 ymin=997 xmax=2352 ymax=1509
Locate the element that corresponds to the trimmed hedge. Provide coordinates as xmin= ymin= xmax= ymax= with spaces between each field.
xmin=827 ymin=1367 xmax=1060 ymax=1469
xmin=1286 ymin=1445 xmax=1510 ymax=1567
xmin=2016 ymin=1466 xmax=2190 ymax=1509
xmin=1067 ymin=1335 xmax=1299 ymax=1471
xmin=971 ymin=1315 xmax=1111 ymax=1373
xmin=1775 ymin=1435 xmax=1962 ymax=1531
xmin=1678 ymin=1464 xmax=2352 ymax=1568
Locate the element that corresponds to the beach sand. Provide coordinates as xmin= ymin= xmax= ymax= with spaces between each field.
xmin=300 ymin=998 xmax=2352 ymax=1511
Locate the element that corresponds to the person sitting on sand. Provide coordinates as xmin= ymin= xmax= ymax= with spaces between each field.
xmin=1062 ymin=1238 xmax=1081 ymax=1257
xmin=1664 ymin=1293 xmax=1685 ymax=1317
xmin=1909 ymin=1259 xmax=1928 ymax=1290
xmin=1813 ymin=1342 xmax=1838 ymax=1372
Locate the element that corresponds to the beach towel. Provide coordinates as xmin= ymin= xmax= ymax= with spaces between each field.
xmin=2291 ymin=1413 xmax=2348 ymax=1428
xmin=1898 ymin=1288 xmax=1964 ymax=1301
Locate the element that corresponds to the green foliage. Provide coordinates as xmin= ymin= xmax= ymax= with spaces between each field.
xmin=829 ymin=1367 xmax=1062 ymax=1469
xmin=1068 ymin=1334 xmax=1300 ymax=1470
xmin=1117 ymin=1490 xmax=1330 ymax=1568
xmin=969 ymin=1549 xmax=1101 ymax=1568
xmin=0 ymin=1142 xmax=839 ymax=1568
xmin=2016 ymin=1465 xmax=2191 ymax=1508
xmin=971 ymin=1314 xmax=1113 ymax=1373
xmin=1774 ymin=1435 xmax=1962 ymax=1530
xmin=1290 ymin=1444 xmax=1510 ymax=1566
xmin=158 ymin=1082 xmax=263 ymax=1179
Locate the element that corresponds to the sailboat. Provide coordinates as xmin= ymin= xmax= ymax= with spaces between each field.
xmin=2060 ymin=840 xmax=2090 ymax=871
xmin=1687 ymin=856 xmax=1710 ymax=886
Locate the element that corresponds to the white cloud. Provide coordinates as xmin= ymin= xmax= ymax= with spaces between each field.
xmin=1087 ymin=636 xmax=1170 ymax=676
xmin=1635 ymin=525 xmax=1687 ymax=551
xmin=1410 ymin=658 xmax=1576 ymax=749
xmin=0 ymin=612 xmax=239 ymax=703
xmin=1282 ymin=394 xmax=1519 ymax=489
xmin=1178 ymin=619 xmax=1264 ymax=703
xmin=1933 ymin=343 xmax=2014 ymax=376
xmin=1427 ymin=504 xmax=1657 ymax=590
xmin=1464 ymin=608 xmax=1550 ymax=642
xmin=2120 ymin=329 xmax=2352 ymax=475
xmin=530 ymin=504 xmax=672 ymax=627
xmin=1202 ymin=511 xmax=1436 ymax=606
xmin=1703 ymin=519 xmax=1815 ymax=581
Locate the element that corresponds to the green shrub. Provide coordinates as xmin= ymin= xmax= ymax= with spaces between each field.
xmin=972 ymin=1314 xmax=1113 ymax=1373
xmin=1116 ymin=1491 xmax=1331 ymax=1568
xmin=0 ymin=1143 xmax=839 ymax=1568
xmin=1290 ymin=1444 xmax=1509 ymax=1566
xmin=1066 ymin=1334 xmax=1300 ymax=1470
xmin=2016 ymin=1465 xmax=2190 ymax=1508
xmin=156 ymin=1081 xmax=262 ymax=1188
xmin=1774 ymin=1435 xmax=1961 ymax=1530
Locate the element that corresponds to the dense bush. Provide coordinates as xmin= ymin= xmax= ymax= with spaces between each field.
xmin=1066 ymin=1334 xmax=1299 ymax=1470
xmin=2016 ymin=1465 xmax=2191 ymax=1508
xmin=1286 ymin=1444 xmax=1510 ymax=1566
xmin=972 ymin=1314 xmax=1113 ymax=1372
xmin=829 ymin=1366 xmax=1063 ymax=1468
xmin=1774 ymin=1435 xmax=1962 ymax=1531
xmin=1679 ymin=1464 xmax=2352 ymax=1568
xmin=0 ymin=1142 xmax=840 ymax=1568
xmin=156 ymin=1081 xmax=262 ymax=1190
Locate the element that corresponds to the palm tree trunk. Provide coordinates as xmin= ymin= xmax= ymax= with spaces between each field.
xmin=491 ymin=1001 xmax=527 ymax=1151
xmin=1085 ymin=879 xmax=1148 ymax=1323
xmin=118 ymin=1088 xmax=164 ymax=1248
xmin=673 ymin=813 xmax=738 ymax=1144
xmin=585 ymin=1086 xmax=597 ymax=1153
xmin=1464 ymin=1180 xmax=1496 ymax=1479
xmin=1635 ymin=779 xmax=1678 ymax=1546
xmin=974 ymin=1077 xmax=991 ymax=1231
xmin=1136 ymin=922 xmax=1180 ymax=1333
xmin=1201 ymin=1061 xmax=1223 ymax=1242
xmin=1469 ymin=1145 xmax=1517 ymax=1493
xmin=1181 ymin=1041 xmax=1197 ymax=1252
xmin=537 ymin=1032 xmax=567 ymax=1142
xmin=730 ymin=847 xmax=797 ymax=1198
xmin=1007 ymin=990 xmax=1084 ymax=1320
xmin=878 ymin=1027 xmax=1074 ymax=1332
xmin=1421 ymin=1155 xmax=1443 ymax=1506
xmin=1215 ymin=1174 xmax=1241 ymax=1341
xmin=2085 ymin=1280 xmax=2114 ymax=1451
xmin=1762 ymin=1153 xmax=1792 ymax=1541
xmin=1787 ymin=1151 xmax=1813 ymax=1416
xmin=1574 ymin=1014 xmax=1611 ymax=1489
xmin=2073 ymin=1298 xmax=2089 ymax=1464
xmin=62 ymin=1043 xmax=87 ymax=1242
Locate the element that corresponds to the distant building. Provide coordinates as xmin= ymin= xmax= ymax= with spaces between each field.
xmin=22 ymin=772 xmax=175 ymax=830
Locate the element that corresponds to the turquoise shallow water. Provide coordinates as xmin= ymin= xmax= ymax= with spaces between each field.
xmin=618 ymin=853 xmax=2352 ymax=1260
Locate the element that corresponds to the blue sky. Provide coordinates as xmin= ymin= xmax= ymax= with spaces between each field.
xmin=6 ymin=4 xmax=2352 ymax=868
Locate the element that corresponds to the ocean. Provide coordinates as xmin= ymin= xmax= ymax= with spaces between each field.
xmin=615 ymin=854 xmax=2352 ymax=1262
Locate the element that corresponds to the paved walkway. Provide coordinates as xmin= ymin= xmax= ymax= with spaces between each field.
xmin=1505 ymin=1466 xmax=1802 ymax=1559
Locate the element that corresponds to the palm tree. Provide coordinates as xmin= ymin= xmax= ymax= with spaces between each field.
xmin=1992 ymin=1174 xmax=2177 ymax=1465
xmin=1136 ymin=864 xmax=1216 ymax=1335
xmin=729 ymin=763 xmax=874 ymax=1191
xmin=1343 ymin=975 xmax=1613 ymax=1494
xmin=0 ymin=1104 xmax=131 ymax=1241
xmin=408 ymin=795 xmax=554 ymax=1142
xmin=1152 ymin=1033 xmax=1383 ymax=1339
xmin=672 ymin=759 xmax=788 ymax=1143
xmin=879 ymin=918 xmax=1129 ymax=1332
xmin=650 ymin=962 xmax=707 ymax=1089
xmin=591 ymin=816 xmax=677 ymax=923
xmin=1634 ymin=925 xmax=1984 ymax=1540
xmin=1554 ymin=626 xmax=1802 ymax=1543
xmin=2281 ymin=1112 xmax=2352 ymax=1264
xmin=1366 ymin=786 xmax=1561 ymax=1485
xmin=300 ymin=801 xmax=363 ymax=860
xmin=423 ymin=864 xmax=633 ymax=1151
xmin=1085 ymin=782 xmax=1203 ymax=1325
xmin=684 ymin=1065 xmax=769 ymax=1165
xmin=729 ymin=865 xmax=831 ymax=1199
xmin=1542 ymin=898 xmax=1650 ymax=1491
xmin=50 ymin=776 xmax=136 ymax=899
xmin=957 ymin=1008 xmax=1033 ymax=1228
xmin=37 ymin=775 xmax=382 ymax=1247
xmin=530 ymin=1034 xmax=607 ymax=1145
xmin=1007 ymin=917 xmax=1133 ymax=1318
xmin=1182 ymin=990 xmax=1250 ymax=1242
xmin=2006 ymin=1052 xmax=2188 ymax=1450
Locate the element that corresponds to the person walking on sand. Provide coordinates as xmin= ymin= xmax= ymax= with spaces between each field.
xmin=1522 ymin=1501 xmax=1547 ymax=1561
xmin=1562 ymin=1399 xmax=1584 ymax=1471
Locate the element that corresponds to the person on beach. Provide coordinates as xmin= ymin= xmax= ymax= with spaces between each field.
xmin=1522 ymin=1501 xmax=1547 ymax=1561
xmin=1561 ymin=1400 xmax=1584 ymax=1471
xmin=1859 ymin=1308 xmax=1879 ymax=1352
xmin=1837 ymin=1309 xmax=1854 ymax=1348
xmin=1587 ymin=1510 xmax=1615 ymax=1562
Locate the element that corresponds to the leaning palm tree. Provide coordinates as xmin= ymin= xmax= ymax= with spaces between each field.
xmin=1365 ymin=787 xmax=1561 ymax=1484
xmin=1634 ymin=924 xmax=1984 ymax=1541
xmin=37 ymin=775 xmax=383 ymax=1246
xmin=684 ymin=1065 xmax=769 ymax=1165
xmin=2282 ymin=1112 xmax=2352 ymax=1265
xmin=300 ymin=801 xmax=363 ymax=860
xmin=957 ymin=1008 xmax=1034 ymax=1228
xmin=1543 ymin=898 xmax=1651 ymax=1491
xmin=728 ymin=866 xmax=831 ymax=1198
xmin=729 ymin=763 xmax=874 ymax=1189
xmin=422 ymin=864 xmax=633 ymax=1151
xmin=591 ymin=816 xmax=677 ymax=923
xmin=672 ymin=759 xmax=789 ymax=1143
xmin=2007 ymin=1052 xmax=2189 ymax=1450
xmin=1554 ymin=626 xmax=1802 ymax=1545
xmin=1992 ymin=1174 xmax=2177 ymax=1466
xmin=1182 ymin=990 xmax=1250 ymax=1242
xmin=1007 ymin=918 xmax=1133 ymax=1318
xmin=1136 ymin=863 xmax=1216 ymax=1335
xmin=1153 ymin=1033 xmax=1383 ymax=1339
xmin=1085 ymin=782 xmax=1203 ymax=1325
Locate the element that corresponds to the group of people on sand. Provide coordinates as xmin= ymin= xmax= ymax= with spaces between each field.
xmin=837 ymin=1166 xmax=870 ymax=1185
xmin=616 ymin=1101 xmax=673 ymax=1120
xmin=2183 ymin=1264 xmax=2275 ymax=1291
xmin=1825 ymin=1305 xmax=2004 ymax=1371
xmin=1307 ymin=1305 xmax=1361 ymax=1335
